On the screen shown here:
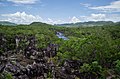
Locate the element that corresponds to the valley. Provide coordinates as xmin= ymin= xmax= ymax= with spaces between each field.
xmin=0 ymin=22 xmax=120 ymax=79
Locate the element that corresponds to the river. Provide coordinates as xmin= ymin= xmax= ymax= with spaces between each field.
xmin=56 ymin=32 xmax=69 ymax=40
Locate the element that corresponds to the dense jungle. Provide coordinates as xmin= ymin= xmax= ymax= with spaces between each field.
xmin=0 ymin=22 xmax=120 ymax=79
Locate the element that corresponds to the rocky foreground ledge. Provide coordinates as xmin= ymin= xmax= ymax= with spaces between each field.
xmin=0 ymin=34 xmax=100 ymax=79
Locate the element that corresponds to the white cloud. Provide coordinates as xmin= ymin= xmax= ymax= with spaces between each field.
xmin=90 ymin=0 xmax=120 ymax=12
xmin=86 ymin=14 xmax=106 ymax=21
xmin=80 ymin=13 xmax=120 ymax=22
xmin=69 ymin=16 xmax=81 ymax=23
xmin=7 ymin=0 xmax=38 ymax=4
xmin=46 ymin=18 xmax=66 ymax=25
xmin=1 ymin=12 xmax=120 ymax=25
xmin=105 ymin=14 xmax=120 ymax=22
xmin=1 ymin=12 xmax=43 ymax=24
xmin=0 ymin=12 xmax=67 ymax=24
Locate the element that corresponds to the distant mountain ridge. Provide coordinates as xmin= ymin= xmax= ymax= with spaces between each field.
xmin=30 ymin=22 xmax=50 ymax=26
xmin=1 ymin=21 xmax=120 ymax=27
xmin=55 ymin=21 xmax=116 ymax=27
xmin=0 ymin=21 xmax=17 ymax=26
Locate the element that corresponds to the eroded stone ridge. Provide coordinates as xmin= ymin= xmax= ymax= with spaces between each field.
xmin=0 ymin=34 xmax=85 ymax=79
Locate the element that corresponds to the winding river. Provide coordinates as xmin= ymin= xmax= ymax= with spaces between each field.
xmin=56 ymin=32 xmax=69 ymax=40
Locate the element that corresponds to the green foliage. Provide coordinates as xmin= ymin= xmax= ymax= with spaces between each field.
xmin=80 ymin=63 xmax=91 ymax=72
xmin=0 ymin=23 xmax=120 ymax=78
xmin=80 ymin=61 xmax=102 ymax=73
xmin=0 ymin=72 xmax=13 ymax=79
xmin=91 ymin=61 xmax=102 ymax=73
xmin=115 ymin=60 xmax=120 ymax=74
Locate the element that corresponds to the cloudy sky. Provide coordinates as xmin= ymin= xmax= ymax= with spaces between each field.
xmin=0 ymin=0 xmax=120 ymax=24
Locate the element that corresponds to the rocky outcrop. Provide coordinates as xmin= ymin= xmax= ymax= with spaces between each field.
xmin=0 ymin=34 xmax=84 ymax=79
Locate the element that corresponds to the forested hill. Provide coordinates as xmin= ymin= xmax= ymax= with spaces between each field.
xmin=0 ymin=21 xmax=17 ymax=26
xmin=0 ymin=22 xmax=120 ymax=79
xmin=30 ymin=22 xmax=51 ymax=26
xmin=1 ymin=21 xmax=120 ymax=27
xmin=56 ymin=21 xmax=119 ymax=27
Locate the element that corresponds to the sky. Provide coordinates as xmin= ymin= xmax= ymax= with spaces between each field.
xmin=0 ymin=0 xmax=120 ymax=24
